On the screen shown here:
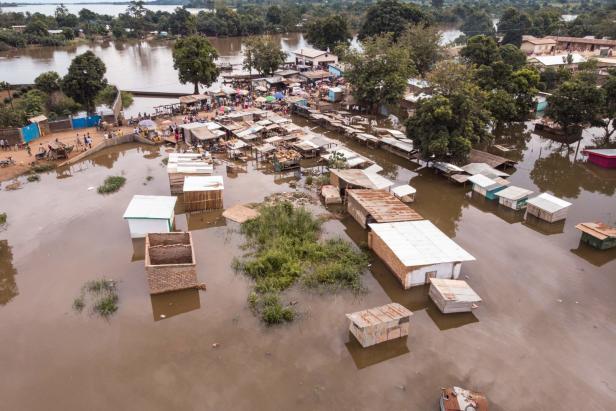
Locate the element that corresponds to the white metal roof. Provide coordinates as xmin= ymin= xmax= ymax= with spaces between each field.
xmin=584 ymin=148 xmax=616 ymax=157
xmin=369 ymin=220 xmax=475 ymax=267
xmin=293 ymin=47 xmax=329 ymax=58
xmin=530 ymin=54 xmax=586 ymax=66
xmin=433 ymin=162 xmax=464 ymax=174
xmin=430 ymin=278 xmax=482 ymax=303
xmin=179 ymin=122 xmax=207 ymax=130
xmin=526 ymin=193 xmax=571 ymax=213
xmin=461 ymin=162 xmax=509 ymax=178
xmin=392 ymin=184 xmax=417 ymax=197
xmin=183 ymin=176 xmax=224 ymax=192
xmin=467 ymin=174 xmax=502 ymax=190
xmin=123 ymin=195 xmax=176 ymax=220
xmin=495 ymin=185 xmax=533 ymax=201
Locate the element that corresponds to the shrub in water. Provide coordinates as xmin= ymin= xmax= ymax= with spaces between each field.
xmin=27 ymin=174 xmax=40 ymax=182
xmin=73 ymin=278 xmax=119 ymax=318
xmin=0 ymin=212 xmax=6 ymax=225
xmin=30 ymin=163 xmax=54 ymax=173
xmin=97 ymin=176 xmax=126 ymax=194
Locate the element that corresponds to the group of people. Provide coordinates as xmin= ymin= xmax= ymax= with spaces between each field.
xmin=75 ymin=132 xmax=94 ymax=151
xmin=0 ymin=139 xmax=17 ymax=151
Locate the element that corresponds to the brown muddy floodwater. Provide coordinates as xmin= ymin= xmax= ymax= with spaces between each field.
xmin=1 ymin=120 xmax=616 ymax=410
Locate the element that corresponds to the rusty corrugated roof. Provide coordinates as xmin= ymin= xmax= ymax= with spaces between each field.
xmin=575 ymin=222 xmax=616 ymax=241
xmin=348 ymin=189 xmax=423 ymax=223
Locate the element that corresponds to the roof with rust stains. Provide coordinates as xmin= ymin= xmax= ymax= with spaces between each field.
xmin=347 ymin=189 xmax=423 ymax=223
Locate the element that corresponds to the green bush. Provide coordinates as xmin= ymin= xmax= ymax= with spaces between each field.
xmin=0 ymin=212 xmax=6 ymax=225
xmin=27 ymin=174 xmax=40 ymax=182
xmin=97 ymin=176 xmax=126 ymax=194
xmin=31 ymin=163 xmax=54 ymax=173
xmin=236 ymin=203 xmax=368 ymax=324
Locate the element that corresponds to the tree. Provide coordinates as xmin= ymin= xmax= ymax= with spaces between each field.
xmin=546 ymin=80 xmax=605 ymax=133
xmin=600 ymin=69 xmax=616 ymax=140
xmin=398 ymin=23 xmax=444 ymax=77
xmin=305 ymin=15 xmax=351 ymax=51
xmin=431 ymin=0 xmax=444 ymax=8
xmin=25 ymin=20 xmax=49 ymax=37
xmin=243 ymin=36 xmax=285 ymax=76
xmin=460 ymin=9 xmax=495 ymax=38
xmin=55 ymin=5 xmax=79 ymax=28
xmin=499 ymin=44 xmax=527 ymax=70
xmin=34 ymin=71 xmax=61 ymax=94
xmin=342 ymin=34 xmax=415 ymax=111
xmin=61 ymin=51 xmax=108 ymax=114
xmin=0 ymin=81 xmax=14 ymax=109
xmin=172 ymin=35 xmax=219 ymax=94
xmin=359 ymin=0 xmax=428 ymax=40
xmin=460 ymin=35 xmax=500 ymax=67
xmin=17 ymin=89 xmax=47 ymax=117
xmin=168 ymin=7 xmax=196 ymax=36
xmin=266 ymin=5 xmax=282 ymax=25
xmin=498 ymin=7 xmax=532 ymax=46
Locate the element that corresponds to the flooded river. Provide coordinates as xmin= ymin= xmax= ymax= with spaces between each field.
xmin=0 ymin=117 xmax=615 ymax=410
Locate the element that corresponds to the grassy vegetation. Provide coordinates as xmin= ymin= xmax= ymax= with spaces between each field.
xmin=234 ymin=202 xmax=368 ymax=325
xmin=73 ymin=279 xmax=119 ymax=318
xmin=97 ymin=176 xmax=126 ymax=194
xmin=26 ymin=174 xmax=40 ymax=182
xmin=305 ymin=175 xmax=314 ymax=186
xmin=0 ymin=212 xmax=6 ymax=225
xmin=30 ymin=163 xmax=54 ymax=173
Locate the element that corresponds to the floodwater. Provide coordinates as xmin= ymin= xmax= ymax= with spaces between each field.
xmin=1 ymin=118 xmax=615 ymax=410
xmin=1 ymin=3 xmax=207 ymax=17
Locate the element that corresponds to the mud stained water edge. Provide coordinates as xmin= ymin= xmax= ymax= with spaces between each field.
xmin=0 ymin=123 xmax=615 ymax=410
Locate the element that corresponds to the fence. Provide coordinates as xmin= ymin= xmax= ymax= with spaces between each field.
xmin=71 ymin=115 xmax=101 ymax=129
xmin=48 ymin=118 xmax=73 ymax=133
xmin=21 ymin=123 xmax=40 ymax=143
xmin=0 ymin=127 xmax=21 ymax=145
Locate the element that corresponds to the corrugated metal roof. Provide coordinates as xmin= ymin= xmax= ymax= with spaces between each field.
xmin=346 ymin=303 xmax=412 ymax=329
xmin=526 ymin=193 xmax=571 ymax=213
xmin=430 ymin=278 xmax=481 ymax=303
xmin=123 ymin=195 xmax=176 ymax=220
xmin=469 ymin=149 xmax=516 ymax=168
xmin=330 ymin=169 xmax=393 ymax=190
xmin=461 ymin=162 xmax=509 ymax=178
xmin=495 ymin=185 xmax=533 ymax=201
xmin=183 ymin=176 xmax=224 ymax=192
xmin=369 ymin=220 xmax=475 ymax=267
xmin=348 ymin=189 xmax=423 ymax=223
xmin=467 ymin=174 xmax=502 ymax=190
xmin=575 ymin=222 xmax=616 ymax=240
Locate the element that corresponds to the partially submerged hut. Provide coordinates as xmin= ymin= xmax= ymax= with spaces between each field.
xmin=329 ymin=169 xmax=393 ymax=194
xmin=167 ymin=153 xmax=214 ymax=195
xmin=525 ymin=193 xmax=571 ymax=223
xmin=582 ymin=148 xmax=616 ymax=168
xmin=182 ymin=176 xmax=224 ymax=212
xmin=429 ymin=278 xmax=482 ymax=314
xmin=347 ymin=189 xmax=423 ymax=229
xmin=123 ymin=195 xmax=177 ymax=238
xmin=346 ymin=303 xmax=412 ymax=348
xmin=575 ymin=222 xmax=616 ymax=250
xmin=145 ymin=232 xmax=197 ymax=294
xmin=469 ymin=148 xmax=516 ymax=169
xmin=379 ymin=136 xmax=416 ymax=159
xmin=494 ymin=186 xmax=533 ymax=210
xmin=368 ymin=220 xmax=475 ymax=289
xmin=467 ymin=174 xmax=510 ymax=200
xmin=391 ymin=184 xmax=416 ymax=203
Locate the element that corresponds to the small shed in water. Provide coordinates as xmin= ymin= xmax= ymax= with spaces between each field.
xmin=391 ymin=184 xmax=416 ymax=203
xmin=346 ymin=303 xmax=412 ymax=348
xmin=123 ymin=195 xmax=177 ymax=238
xmin=575 ymin=222 xmax=616 ymax=250
xmin=440 ymin=386 xmax=488 ymax=411
xmin=368 ymin=220 xmax=475 ymax=289
xmin=467 ymin=174 xmax=509 ymax=200
xmin=183 ymin=175 xmax=224 ymax=212
xmin=525 ymin=193 xmax=571 ymax=223
xmin=582 ymin=148 xmax=616 ymax=168
xmin=347 ymin=189 xmax=423 ymax=229
xmin=145 ymin=232 xmax=197 ymax=294
xmin=329 ymin=169 xmax=393 ymax=194
xmin=429 ymin=278 xmax=481 ymax=313
xmin=494 ymin=185 xmax=533 ymax=210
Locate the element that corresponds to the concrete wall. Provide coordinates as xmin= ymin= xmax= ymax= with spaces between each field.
xmin=60 ymin=133 xmax=155 ymax=167
xmin=407 ymin=262 xmax=460 ymax=288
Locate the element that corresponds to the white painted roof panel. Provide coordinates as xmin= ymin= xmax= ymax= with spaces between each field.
xmin=392 ymin=184 xmax=416 ymax=197
xmin=526 ymin=193 xmax=571 ymax=213
xmin=123 ymin=195 xmax=176 ymax=220
xmin=183 ymin=176 xmax=224 ymax=192
xmin=495 ymin=185 xmax=533 ymax=201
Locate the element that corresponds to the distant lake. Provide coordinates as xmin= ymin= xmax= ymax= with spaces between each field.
xmin=1 ymin=3 xmax=207 ymax=16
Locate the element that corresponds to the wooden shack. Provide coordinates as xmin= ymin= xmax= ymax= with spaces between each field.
xmin=391 ymin=184 xmax=416 ymax=203
xmin=123 ymin=195 xmax=177 ymax=238
xmin=182 ymin=176 xmax=224 ymax=212
xmin=347 ymin=189 xmax=423 ymax=229
xmin=368 ymin=220 xmax=475 ymax=289
xmin=494 ymin=185 xmax=533 ymax=210
xmin=167 ymin=153 xmax=214 ymax=195
xmin=440 ymin=387 xmax=488 ymax=411
xmin=145 ymin=232 xmax=197 ymax=294
xmin=467 ymin=174 xmax=509 ymax=200
xmin=429 ymin=278 xmax=482 ymax=313
xmin=346 ymin=303 xmax=412 ymax=348
xmin=575 ymin=222 xmax=616 ymax=250
xmin=525 ymin=193 xmax=571 ymax=223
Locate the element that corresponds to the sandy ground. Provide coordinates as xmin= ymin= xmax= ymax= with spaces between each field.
xmin=0 ymin=125 xmax=134 ymax=183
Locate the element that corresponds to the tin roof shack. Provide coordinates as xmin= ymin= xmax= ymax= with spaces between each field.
xmin=380 ymin=137 xmax=416 ymax=160
xmin=429 ymin=278 xmax=481 ymax=314
xmin=494 ymin=185 xmax=533 ymax=210
xmin=346 ymin=303 xmax=412 ymax=348
xmin=467 ymin=174 xmax=510 ymax=200
xmin=583 ymin=148 xmax=616 ymax=168
xmin=440 ymin=387 xmax=488 ymax=411
xmin=469 ymin=149 xmax=516 ymax=169
xmin=575 ymin=222 xmax=616 ymax=250
xmin=183 ymin=176 xmax=224 ymax=212
xmin=391 ymin=184 xmax=416 ymax=203
xmin=525 ymin=193 xmax=572 ymax=223
xmin=123 ymin=195 xmax=177 ymax=238
xmin=347 ymin=189 xmax=423 ymax=229
xmin=330 ymin=169 xmax=393 ymax=194
xmin=167 ymin=153 xmax=214 ymax=195
xmin=368 ymin=220 xmax=475 ymax=289
xmin=145 ymin=232 xmax=197 ymax=294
